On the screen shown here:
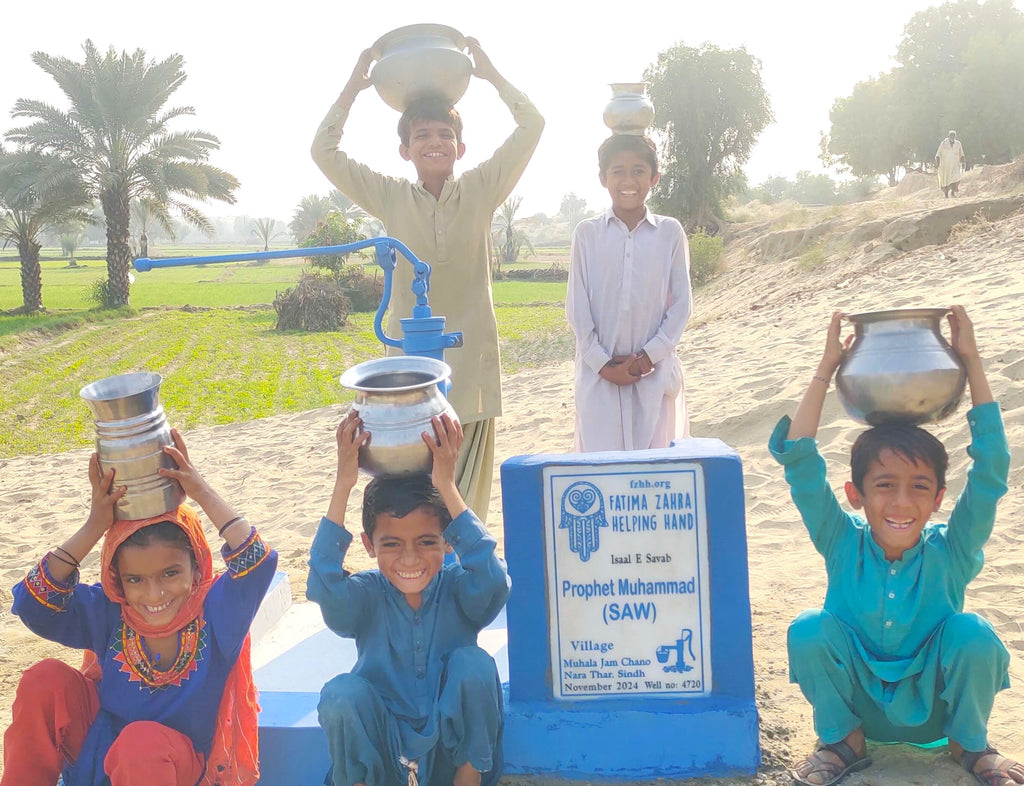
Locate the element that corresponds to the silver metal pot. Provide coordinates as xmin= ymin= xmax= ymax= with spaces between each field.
xmin=339 ymin=356 xmax=458 ymax=476
xmin=836 ymin=308 xmax=967 ymax=425
xmin=603 ymin=83 xmax=655 ymax=135
xmin=370 ymin=24 xmax=472 ymax=112
xmin=79 ymin=372 xmax=185 ymax=520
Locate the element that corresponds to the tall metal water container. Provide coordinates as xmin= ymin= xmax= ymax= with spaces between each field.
xmin=80 ymin=372 xmax=185 ymax=520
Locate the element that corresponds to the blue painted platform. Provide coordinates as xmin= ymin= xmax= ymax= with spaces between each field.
xmin=252 ymin=603 xmax=510 ymax=785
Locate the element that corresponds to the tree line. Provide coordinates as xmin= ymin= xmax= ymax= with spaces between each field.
xmin=822 ymin=0 xmax=1024 ymax=184
xmin=5 ymin=2 xmax=1020 ymax=312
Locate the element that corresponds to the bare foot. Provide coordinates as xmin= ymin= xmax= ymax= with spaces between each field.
xmin=453 ymin=762 xmax=481 ymax=786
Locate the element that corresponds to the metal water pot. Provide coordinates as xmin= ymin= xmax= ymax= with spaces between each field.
xmin=79 ymin=372 xmax=186 ymax=520
xmin=369 ymin=24 xmax=472 ymax=112
xmin=339 ymin=356 xmax=458 ymax=476
xmin=603 ymin=83 xmax=655 ymax=135
xmin=836 ymin=308 xmax=967 ymax=425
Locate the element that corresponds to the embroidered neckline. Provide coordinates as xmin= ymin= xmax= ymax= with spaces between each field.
xmin=113 ymin=617 xmax=206 ymax=691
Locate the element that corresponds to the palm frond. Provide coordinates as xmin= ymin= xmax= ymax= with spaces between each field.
xmin=167 ymin=198 xmax=213 ymax=236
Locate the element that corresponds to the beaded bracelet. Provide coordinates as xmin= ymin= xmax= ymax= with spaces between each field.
xmin=812 ymin=374 xmax=830 ymax=387
xmin=218 ymin=516 xmax=247 ymax=536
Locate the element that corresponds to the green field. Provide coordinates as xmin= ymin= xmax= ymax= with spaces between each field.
xmin=0 ymin=247 xmax=571 ymax=457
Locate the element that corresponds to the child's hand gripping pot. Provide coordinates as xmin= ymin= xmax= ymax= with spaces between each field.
xmin=422 ymin=413 xmax=467 ymax=520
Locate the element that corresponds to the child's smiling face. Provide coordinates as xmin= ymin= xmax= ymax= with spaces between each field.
xmin=362 ymin=507 xmax=451 ymax=610
xmin=600 ymin=149 xmax=659 ymax=216
xmin=116 ymin=542 xmax=197 ymax=625
xmin=845 ymin=449 xmax=946 ymax=560
xmin=399 ymin=119 xmax=464 ymax=182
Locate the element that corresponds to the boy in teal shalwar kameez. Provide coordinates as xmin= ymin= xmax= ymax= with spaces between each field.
xmin=770 ymin=307 xmax=1024 ymax=786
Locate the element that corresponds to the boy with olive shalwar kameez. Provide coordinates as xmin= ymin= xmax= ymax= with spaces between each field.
xmin=311 ymin=41 xmax=544 ymax=524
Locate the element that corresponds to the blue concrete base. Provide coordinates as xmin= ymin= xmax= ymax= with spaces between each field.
xmin=500 ymin=443 xmax=761 ymax=779
xmin=254 ymin=605 xmax=510 ymax=785
xmin=503 ymin=696 xmax=759 ymax=778
xmin=257 ymin=691 xmax=332 ymax=785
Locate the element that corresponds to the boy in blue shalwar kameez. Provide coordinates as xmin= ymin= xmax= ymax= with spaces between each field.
xmin=307 ymin=411 xmax=510 ymax=786
xmin=770 ymin=307 xmax=1024 ymax=786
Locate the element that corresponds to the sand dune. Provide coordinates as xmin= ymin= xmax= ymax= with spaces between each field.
xmin=2 ymin=178 xmax=1023 ymax=783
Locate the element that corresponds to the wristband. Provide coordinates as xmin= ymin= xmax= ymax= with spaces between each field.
xmin=812 ymin=374 xmax=830 ymax=387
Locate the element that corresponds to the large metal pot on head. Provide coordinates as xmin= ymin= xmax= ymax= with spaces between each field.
xmin=80 ymin=372 xmax=186 ymax=520
xmin=340 ymin=356 xmax=458 ymax=476
xmin=603 ymin=83 xmax=655 ymax=135
xmin=369 ymin=24 xmax=472 ymax=112
xmin=836 ymin=308 xmax=967 ymax=425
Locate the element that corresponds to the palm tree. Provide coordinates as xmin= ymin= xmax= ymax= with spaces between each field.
xmin=289 ymin=194 xmax=333 ymax=243
xmin=58 ymin=224 xmax=85 ymax=266
xmin=250 ymin=217 xmax=285 ymax=252
xmin=560 ymin=192 xmax=588 ymax=234
xmin=329 ymin=190 xmax=368 ymax=223
xmin=5 ymin=40 xmax=239 ymax=306
xmin=131 ymin=197 xmax=175 ymax=259
xmin=0 ymin=150 xmax=92 ymax=312
xmin=491 ymin=195 xmax=534 ymax=274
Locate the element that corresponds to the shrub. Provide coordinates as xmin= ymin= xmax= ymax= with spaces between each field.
xmin=335 ymin=265 xmax=384 ymax=312
xmin=797 ymin=243 xmax=827 ymax=271
xmin=497 ymin=264 xmax=569 ymax=282
xmin=89 ymin=277 xmax=115 ymax=308
xmin=688 ymin=231 xmax=725 ymax=287
xmin=273 ymin=272 xmax=351 ymax=331
xmin=301 ymin=213 xmax=365 ymax=275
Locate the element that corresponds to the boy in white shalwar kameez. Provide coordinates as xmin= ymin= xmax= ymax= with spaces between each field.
xmin=566 ymin=134 xmax=693 ymax=452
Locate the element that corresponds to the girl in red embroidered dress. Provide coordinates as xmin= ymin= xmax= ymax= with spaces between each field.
xmin=3 ymin=430 xmax=277 ymax=786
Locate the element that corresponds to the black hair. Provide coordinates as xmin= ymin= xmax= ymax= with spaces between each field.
xmin=850 ymin=423 xmax=948 ymax=493
xmin=361 ymin=474 xmax=451 ymax=538
xmin=113 ymin=520 xmax=199 ymax=572
xmin=397 ymin=97 xmax=464 ymax=146
xmin=598 ymin=134 xmax=659 ymax=177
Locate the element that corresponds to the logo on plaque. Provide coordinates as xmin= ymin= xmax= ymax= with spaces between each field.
xmin=559 ymin=481 xmax=608 ymax=562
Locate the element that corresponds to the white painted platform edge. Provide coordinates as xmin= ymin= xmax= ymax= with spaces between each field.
xmin=250 ymin=571 xmax=292 ymax=645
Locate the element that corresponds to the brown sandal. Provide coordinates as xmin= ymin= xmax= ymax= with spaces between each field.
xmin=791 ymin=740 xmax=872 ymax=786
xmin=960 ymin=746 xmax=1024 ymax=786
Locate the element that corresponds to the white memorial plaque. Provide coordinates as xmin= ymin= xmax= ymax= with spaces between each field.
xmin=543 ymin=462 xmax=712 ymax=700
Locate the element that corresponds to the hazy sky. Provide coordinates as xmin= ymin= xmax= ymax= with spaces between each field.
xmin=2 ymin=0 xmax=1014 ymax=225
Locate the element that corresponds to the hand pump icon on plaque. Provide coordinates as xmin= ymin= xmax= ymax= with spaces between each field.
xmin=657 ymin=629 xmax=697 ymax=673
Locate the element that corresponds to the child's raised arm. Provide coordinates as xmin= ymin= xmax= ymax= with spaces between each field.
xmin=340 ymin=48 xmax=374 ymax=100
xmin=48 ymin=453 xmax=127 ymax=583
xmin=327 ymin=410 xmax=370 ymax=526
xmin=787 ymin=311 xmax=852 ymax=440
xmin=948 ymin=304 xmax=993 ymax=407
xmin=423 ymin=413 xmax=468 ymax=520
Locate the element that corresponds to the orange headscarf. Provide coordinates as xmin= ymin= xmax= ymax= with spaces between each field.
xmin=83 ymin=504 xmax=261 ymax=785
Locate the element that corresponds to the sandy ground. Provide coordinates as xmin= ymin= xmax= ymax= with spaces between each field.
xmin=2 ymin=178 xmax=1024 ymax=783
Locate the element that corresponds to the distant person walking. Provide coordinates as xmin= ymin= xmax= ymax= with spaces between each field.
xmin=936 ymin=130 xmax=966 ymax=198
